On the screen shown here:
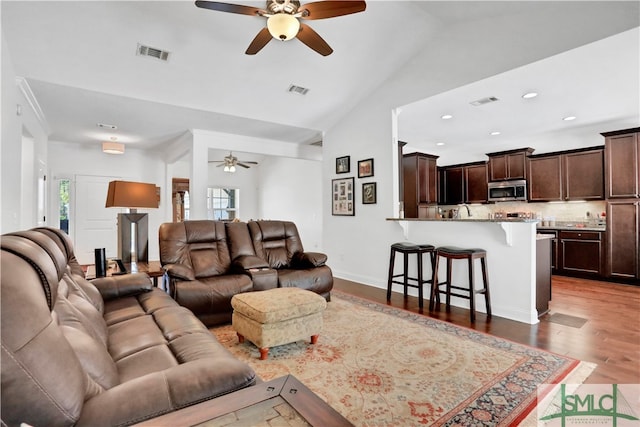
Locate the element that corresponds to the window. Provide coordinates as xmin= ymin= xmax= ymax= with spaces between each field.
xmin=207 ymin=188 xmax=238 ymax=220
xmin=58 ymin=179 xmax=71 ymax=234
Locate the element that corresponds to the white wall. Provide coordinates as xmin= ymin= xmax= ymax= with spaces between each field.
xmin=48 ymin=141 xmax=167 ymax=260
xmin=1 ymin=35 xmax=49 ymax=233
xmin=258 ymin=156 xmax=323 ymax=251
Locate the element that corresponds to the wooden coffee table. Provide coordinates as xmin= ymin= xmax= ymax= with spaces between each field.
xmin=133 ymin=375 xmax=353 ymax=426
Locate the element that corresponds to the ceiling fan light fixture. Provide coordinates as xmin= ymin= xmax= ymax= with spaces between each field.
xmin=267 ymin=13 xmax=300 ymax=40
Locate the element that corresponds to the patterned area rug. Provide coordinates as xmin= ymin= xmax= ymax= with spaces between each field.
xmin=211 ymin=291 xmax=589 ymax=426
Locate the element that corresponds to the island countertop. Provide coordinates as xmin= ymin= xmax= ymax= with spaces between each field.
xmin=386 ymin=217 xmax=538 ymax=223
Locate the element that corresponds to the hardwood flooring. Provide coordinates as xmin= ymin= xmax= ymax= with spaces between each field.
xmin=333 ymin=275 xmax=640 ymax=384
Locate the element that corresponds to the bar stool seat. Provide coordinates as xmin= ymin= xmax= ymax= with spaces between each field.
xmin=431 ymin=246 xmax=491 ymax=322
xmin=387 ymin=242 xmax=437 ymax=309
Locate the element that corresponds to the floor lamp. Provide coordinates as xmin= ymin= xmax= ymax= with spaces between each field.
xmin=105 ymin=180 xmax=159 ymax=266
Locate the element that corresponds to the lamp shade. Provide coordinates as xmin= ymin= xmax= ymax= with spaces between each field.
xmin=105 ymin=180 xmax=159 ymax=208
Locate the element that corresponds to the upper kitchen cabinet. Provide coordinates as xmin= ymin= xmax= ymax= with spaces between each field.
xmin=487 ymin=148 xmax=534 ymax=181
xmin=528 ymin=147 xmax=604 ymax=202
xmin=564 ymin=149 xmax=605 ymax=200
xmin=403 ymin=152 xmax=438 ymax=218
xmin=602 ymin=128 xmax=640 ymax=199
xmin=438 ymin=166 xmax=464 ymax=205
xmin=465 ymin=162 xmax=489 ymax=204
xmin=438 ymin=162 xmax=488 ymax=205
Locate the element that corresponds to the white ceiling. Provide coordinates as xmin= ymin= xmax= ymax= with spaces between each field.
xmin=2 ymin=1 xmax=639 ymax=164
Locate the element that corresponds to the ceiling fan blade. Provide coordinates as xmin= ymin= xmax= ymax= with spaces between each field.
xmin=299 ymin=1 xmax=366 ymax=20
xmin=237 ymin=162 xmax=252 ymax=168
xmin=246 ymin=28 xmax=272 ymax=55
xmin=297 ymin=24 xmax=333 ymax=56
xmin=195 ymin=1 xmax=263 ymax=16
xmin=238 ymin=161 xmax=258 ymax=164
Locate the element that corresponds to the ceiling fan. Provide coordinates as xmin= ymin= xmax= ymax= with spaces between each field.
xmin=209 ymin=152 xmax=258 ymax=172
xmin=195 ymin=0 xmax=366 ymax=56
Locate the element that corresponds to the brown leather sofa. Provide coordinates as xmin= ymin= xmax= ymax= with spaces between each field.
xmin=1 ymin=227 xmax=256 ymax=427
xmin=159 ymin=220 xmax=333 ymax=327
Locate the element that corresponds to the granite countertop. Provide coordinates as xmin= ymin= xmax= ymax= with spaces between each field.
xmin=386 ymin=217 xmax=538 ymax=223
xmin=536 ymin=234 xmax=555 ymax=240
xmin=387 ymin=218 xmax=605 ymax=230
xmin=536 ymin=223 xmax=606 ymax=232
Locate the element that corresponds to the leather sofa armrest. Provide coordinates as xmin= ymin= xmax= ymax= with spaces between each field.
xmin=91 ymin=273 xmax=152 ymax=300
xmin=292 ymin=252 xmax=327 ymax=268
xmin=232 ymin=255 xmax=270 ymax=271
xmin=164 ymin=263 xmax=195 ymax=281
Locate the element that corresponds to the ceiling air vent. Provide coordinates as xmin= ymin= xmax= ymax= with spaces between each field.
xmin=136 ymin=44 xmax=170 ymax=61
xmin=470 ymin=96 xmax=499 ymax=106
xmin=288 ymin=84 xmax=309 ymax=95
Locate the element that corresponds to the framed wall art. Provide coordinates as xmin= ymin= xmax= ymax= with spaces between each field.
xmin=362 ymin=182 xmax=377 ymax=204
xmin=358 ymin=158 xmax=374 ymax=178
xmin=336 ymin=156 xmax=350 ymax=174
xmin=332 ymin=177 xmax=355 ymax=216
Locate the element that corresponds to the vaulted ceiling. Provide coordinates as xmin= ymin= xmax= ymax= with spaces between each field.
xmin=2 ymin=1 xmax=639 ymax=163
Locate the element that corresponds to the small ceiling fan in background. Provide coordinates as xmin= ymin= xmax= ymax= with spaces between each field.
xmin=195 ymin=0 xmax=366 ymax=56
xmin=209 ymin=152 xmax=258 ymax=172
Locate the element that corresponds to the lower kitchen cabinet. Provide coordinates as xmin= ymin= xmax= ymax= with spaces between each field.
xmin=607 ymin=200 xmax=640 ymax=280
xmin=536 ymin=236 xmax=552 ymax=316
xmin=559 ymin=230 xmax=603 ymax=276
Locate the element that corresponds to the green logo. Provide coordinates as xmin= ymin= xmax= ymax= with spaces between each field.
xmin=540 ymin=384 xmax=639 ymax=426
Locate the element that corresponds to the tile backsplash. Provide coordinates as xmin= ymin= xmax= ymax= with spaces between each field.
xmin=441 ymin=201 xmax=607 ymax=224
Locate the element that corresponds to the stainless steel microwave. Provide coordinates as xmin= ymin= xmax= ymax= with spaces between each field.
xmin=488 ymin=180 xmax=527 ymax=202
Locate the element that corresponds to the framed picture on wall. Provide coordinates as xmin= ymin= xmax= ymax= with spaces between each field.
xmin=362 ymin=182 xmax=377 ymax=204
xmin=332 ymin=177 xmax=355 ymax=216
xmin=336 ymin=156 xmax=350 ymax=174
xmin=358 ymin=158 xmax=374 ymax=178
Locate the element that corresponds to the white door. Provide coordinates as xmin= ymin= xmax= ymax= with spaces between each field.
xmin=74 ymin=175 xmax=121 ymax=265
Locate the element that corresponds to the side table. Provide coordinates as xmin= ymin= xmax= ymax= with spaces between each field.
xmin=84 ymin=261 xmax=164 ymax=287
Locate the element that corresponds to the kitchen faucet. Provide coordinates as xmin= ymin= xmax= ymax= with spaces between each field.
xmin=458 ymin=204 xmax=472 ymax=218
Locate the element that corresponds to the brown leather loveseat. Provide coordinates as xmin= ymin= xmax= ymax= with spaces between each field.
xmin=159 ymin=220 xmax=333 ymax=326
xmin=1 ymin=227 xmax=256 ymax=427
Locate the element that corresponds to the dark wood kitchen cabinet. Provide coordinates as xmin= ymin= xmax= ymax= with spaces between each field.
xmin=537 ymin=230 xmax=558 ymax=270
xmin=606 ymin=200 xmax=640 ymax=280
xmin=528 ymin=155 xmax=563 ymax=201
xmin=564 ymin=149 xmax=605 ymax=200
xmin=438 ymin=162 xmax=488 ymax=205
xmin=528 ymin=147 xmax=604 ymax=201
xmin=603 ymin=128 xmax=640 ymax=199
xmin=438 ymin=166 xmax=464 ymax=205
xmin=559 ymin=230 xmax=603 ymax=276
xmin=487 ymin=148 xmax=534 ymax=181
xmin=403 ymin=152 xmax=438 ymax=218
xmin=465 ymin=162 xmax=488 ymax=203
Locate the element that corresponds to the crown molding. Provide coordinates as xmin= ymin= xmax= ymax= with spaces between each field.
xmin=16 ymin=77 xmax=51 ymax=135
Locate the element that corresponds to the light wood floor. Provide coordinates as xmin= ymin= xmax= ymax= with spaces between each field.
xmin=333 ymin=275 xmax=640 ymax=384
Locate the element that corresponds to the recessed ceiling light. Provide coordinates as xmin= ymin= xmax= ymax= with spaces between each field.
xmin=441 ymin=114 xmax=453 ymax=120
xmin=522 ymin=92 xmax=538 ymax=99
xmin=490 ymin=131 xmax=501 ymax=136
xmin=436 ymin=142 xmax=445 ymax=146
xmin=563 ymin=116 xmax=577 ymax=121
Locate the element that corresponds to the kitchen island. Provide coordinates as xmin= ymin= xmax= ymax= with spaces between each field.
xmin=388 ymin=217 xmax=544 ymax=324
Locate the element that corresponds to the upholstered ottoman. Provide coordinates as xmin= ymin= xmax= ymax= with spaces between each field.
xmin=231 ymin=287 xmax=327 ymax=360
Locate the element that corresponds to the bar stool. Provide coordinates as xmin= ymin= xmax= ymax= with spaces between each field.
xmin=386 ymin=242 xmax=437 ymax=309
xmin=431 ymin=246 xmax=491 ymax=322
